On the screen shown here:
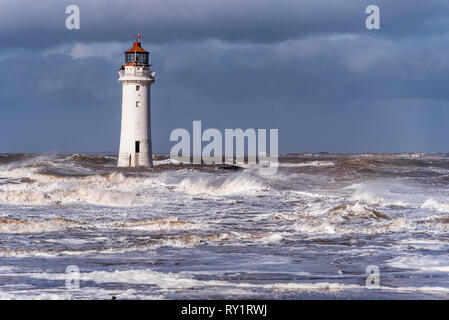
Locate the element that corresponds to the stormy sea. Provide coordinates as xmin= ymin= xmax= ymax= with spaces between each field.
xmin=1 ymin=153 xmax=449 ymax=299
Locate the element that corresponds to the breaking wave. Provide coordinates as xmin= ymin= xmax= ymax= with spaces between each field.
xmin=279 ymin=161 xmax=334 ymax=168
xmin=0 ymin=156 xmax=270 ymax=207
xmin=0 ymin=172 xmax=151 ymax=206
xmin=0 ymin=218 xmax=83 ymax=234
xmin=388 ymin=255 xmax=449 ymax=273
xmin=176 ymin=173 xmax=267 ymax=196
xmin=294 ymin=217 xmax=411 ymax=235
xmin=349 ymin=181 xmax=419 ymax=207
xmin=421 ymin=199 xmax=449 ymax=213
xmin=110 ymin=217 xmax=200 ymax=231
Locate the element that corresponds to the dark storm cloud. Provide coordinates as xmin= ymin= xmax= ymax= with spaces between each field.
xmin=149 ymin=35 xmax=449 ymax=152
xmin=1 ymin=0 xmax=449 ymax=153
xmin=2 ymin=0 xmax=449 ymax=49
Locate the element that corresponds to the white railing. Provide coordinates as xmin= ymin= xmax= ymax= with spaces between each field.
xmin=119 ymin=69 xmax=152 ymax=78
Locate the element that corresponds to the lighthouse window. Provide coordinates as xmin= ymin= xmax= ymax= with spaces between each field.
xmin=136 ymin=53 xmax=149 ymax=65
xmin=136 ymin=85 xmax=140 ymax=91
xmin=136 ymin=101 xmax=141 ymax=107
xmin=135 ymin=141 xmax=140 ymax=153
xmin=125 ymin=53 xmax=133 ymax=64
xmin=125 ymin=52 xmax=149 ymax=65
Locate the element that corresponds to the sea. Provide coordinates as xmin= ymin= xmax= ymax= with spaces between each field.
xmin=1 ymin=153 xmax=449 ymax=299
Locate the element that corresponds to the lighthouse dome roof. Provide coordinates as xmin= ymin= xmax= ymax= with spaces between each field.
xmin=125 ymin=42 xmax=149 ymax=54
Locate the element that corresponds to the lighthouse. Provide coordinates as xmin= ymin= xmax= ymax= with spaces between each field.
xmin=117 ymin=35 xmax=156 ymax=167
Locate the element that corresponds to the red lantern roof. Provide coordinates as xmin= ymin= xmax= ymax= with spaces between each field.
xmin=125 ymin=41 xmax=149 ymax=54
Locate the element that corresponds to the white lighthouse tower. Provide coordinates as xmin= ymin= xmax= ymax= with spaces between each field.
xmin=118 ymin=35 xmax=156 ymax=167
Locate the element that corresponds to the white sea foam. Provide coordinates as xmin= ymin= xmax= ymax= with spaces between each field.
xmin=358 ymin=218 xmax=412 ymax=234
xmin=295 ymin=222 xmax=338 ymax=234
xmin=350 ymin=181 xmax=419 ymax=207
xmin=43 ymin=238 xmax=93 ymax=245
xmin=388 ymin=255 xmax=449 ymax=273
xmin=421 ymin=199 xmax=449 ymax=213
xmin=176 ymin=173 xmax=266 ymax=196
xmin=0 ymin=166 xmax=39 ymax=179
xmin=163 ymin=232 xmax=254 ymax=248
xmin=279 ymin=202 xmax=391 ymax=234
xmin=162 ymin=232 xmax=240 ymax=248
xmin=0 ymin=249 xmax=62 ymax=258
xmin=0 ymin=155 xmax=57 ymax=170
xmin=0 ymin=290 xmax=73 ymax=300
xmin=153 ymin=158 xmax=182 ymax=166
xmin=0 ymin=218 xmax=82 ymax=234
xmin=0 ymin=166 xmax=268 ymax=207
xmin=419 ymin=214 xmax=449 ymax=232
xmin=291 ymin=190 xmax=328 ymax=199
xmin=328 ymin=203 xmax=390 ymax=221
xmin=294 ymin=217 xmax=411 ymax=235
xmin=14 ymin=267 xmax=449 ymax=298
xmin=0 ymin=172 xmax=166 ymax=206
xmin=1 ymin=267 xmax=362 ymax=293
xmin=23 ymin=268 xmax=205 ymax=289
xmin=160 ymin=231 xmax=279 ymax=248
xmin=0 ymin=215 xmax=202 ymax=236
xmin=279 ymin=161 xmax=334 ymax=168
xmin=258 ymin=232 xmax=284 ymax=244
xmin=0 ymin=286 xmax=162 ymax=300
xmin=110 ymin=217 xmax=200 ymax=231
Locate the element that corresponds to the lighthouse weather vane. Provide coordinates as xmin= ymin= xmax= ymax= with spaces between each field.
xmin=117 ymin=34 xmax=156 ymax=167
xmin=134 ymin=34 xmax=142 ymax=43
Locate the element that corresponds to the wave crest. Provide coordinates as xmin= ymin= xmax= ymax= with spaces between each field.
xmin=176 ymin=173 xmax=266 ymax=196
xmin=0 ymin=217 xmax=82 ymax=234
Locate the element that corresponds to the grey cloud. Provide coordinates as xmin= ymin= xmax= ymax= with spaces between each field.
xmin=2 ymin=0 xmax=449 ymax=50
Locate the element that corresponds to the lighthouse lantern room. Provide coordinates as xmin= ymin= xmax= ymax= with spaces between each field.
xmin=118 ymin=35 xmax=156 ymax=167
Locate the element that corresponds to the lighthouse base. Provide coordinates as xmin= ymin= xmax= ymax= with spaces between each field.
xmin=118 ymin=139 xmax=153 ymax=167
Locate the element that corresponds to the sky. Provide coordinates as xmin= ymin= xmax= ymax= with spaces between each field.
xmin=1 ymin=0 xmax=449 ymax=153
